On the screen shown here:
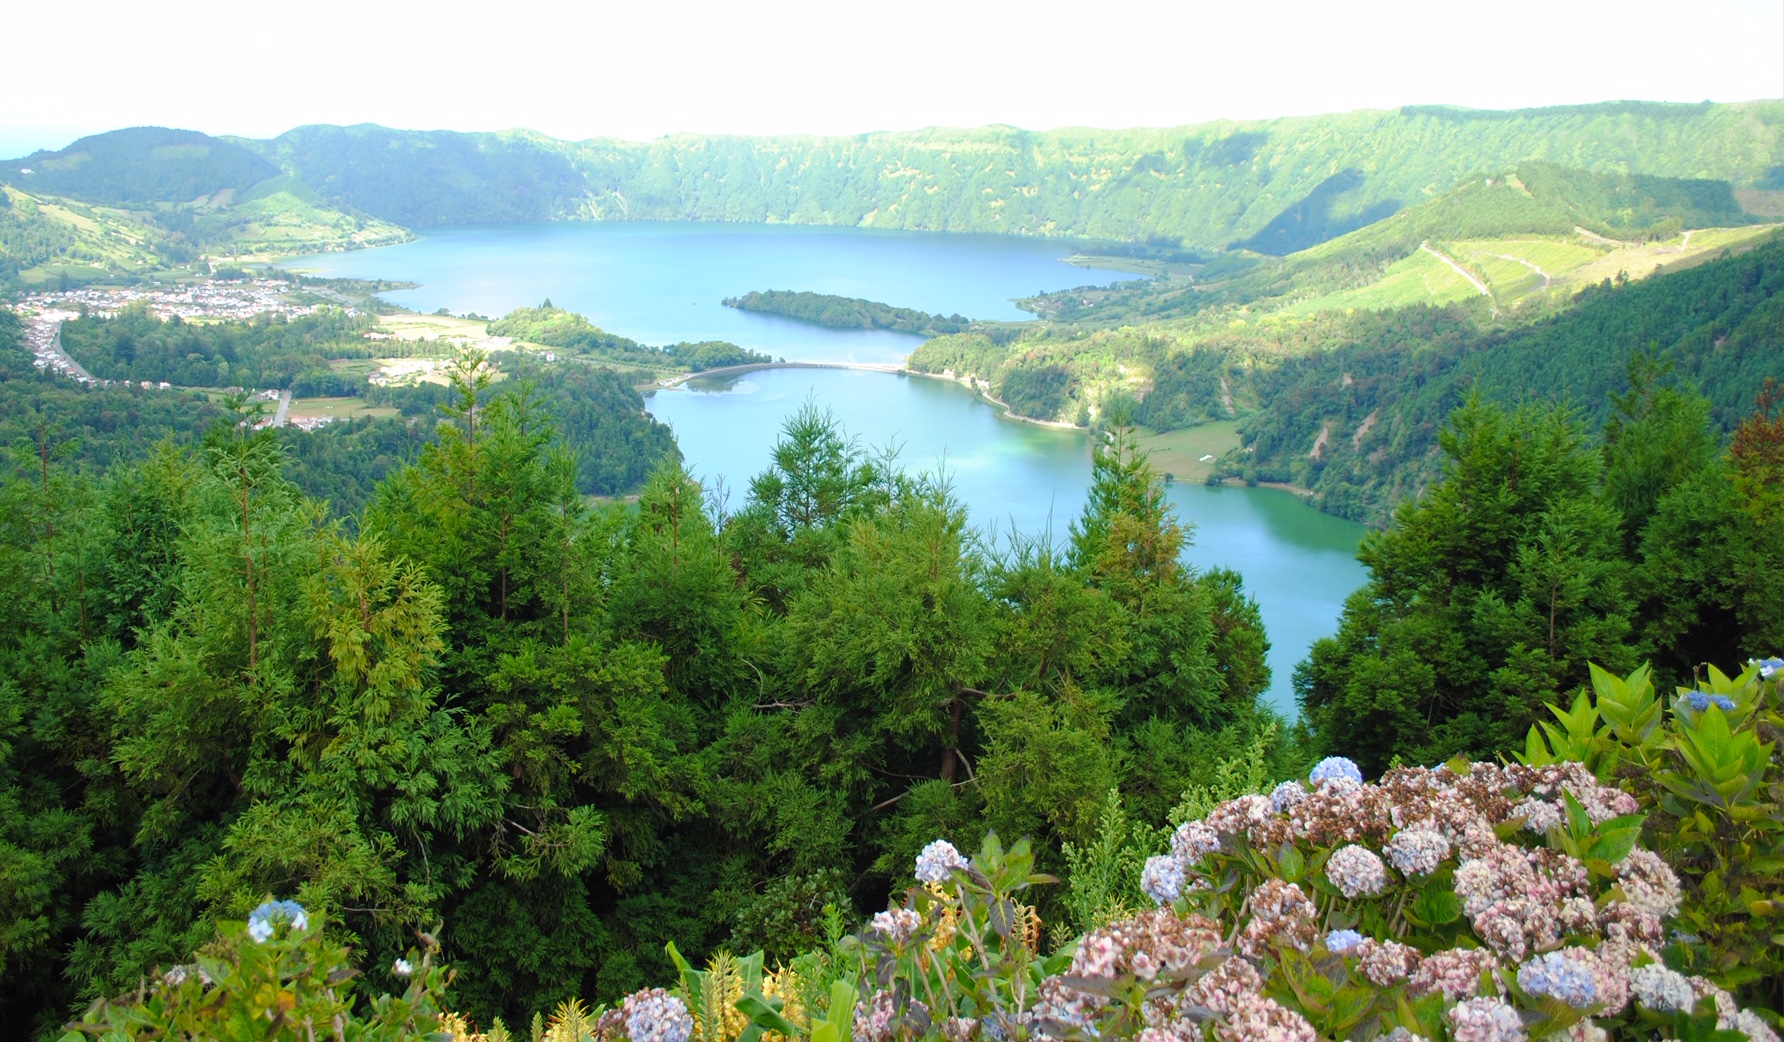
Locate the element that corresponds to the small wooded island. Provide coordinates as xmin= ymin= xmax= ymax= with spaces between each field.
xmin=722 ymin=289 xmax=970 ymax=336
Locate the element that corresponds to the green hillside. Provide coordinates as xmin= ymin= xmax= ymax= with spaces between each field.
xmin=7 ymin=102 xmax=1775 ymax=267
xmin=238 ymin=123 xmax=589 ymax=227
xmin=1016 ymin=164 xmax=1776 ymax=325
xmin=0 ymin=185 xmax=181 ymax=284
xmin=1216 ymin=236 xmax=1783 ymax=522
xmin=218 ymin=101 xmax=1781 ymax=249
xmin=0 ymin=127 xmax=280 ymax=205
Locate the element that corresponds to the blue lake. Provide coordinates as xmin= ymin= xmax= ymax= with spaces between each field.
xmin=282 ymin=221 xmax=1146 ymax=365
xmin=283 ymin=222 xmax=1368 ymax=713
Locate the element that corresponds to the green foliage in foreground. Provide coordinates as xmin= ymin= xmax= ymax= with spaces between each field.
xmin=76 ymin=659 xmax=1777 ymax=1039
xmin=0 ymin=343 xmax=1277 ymax=1036
xmin=1522 ymin=662 xmax=1783 ymax=1007
xmin=61 ymin=907 xmax=453 ymax=1042
xmin=722 ymin=290 xmax=968 ymax=336
xmin=489 ymin=303 xmax=775 ymax=370
xmin=1299 ymin=377 xmax=1780 ymax=773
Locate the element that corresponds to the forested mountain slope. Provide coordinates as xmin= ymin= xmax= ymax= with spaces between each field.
xmin=1220 ymin=237 xmax=1783 ymax=520
xmin=0 ymin=129 xmax=408 ymax=282
xmin=219 ymin=101 xmax=1780 ymax=248
xmin=241 ymin=124 xmax=590 ymax=228
xmin=6 ymin=103 xmax=1774 ymax=280
xmin=0 ymin=127 xmax=279 ymax=205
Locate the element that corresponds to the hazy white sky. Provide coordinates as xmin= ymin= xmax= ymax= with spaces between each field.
xmin=2 ymin=0 xmax=1779 ymax=155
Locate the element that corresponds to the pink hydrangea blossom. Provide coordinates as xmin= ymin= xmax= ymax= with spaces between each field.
xmin=1446 ymin=996 xmax=1527 ymax=1042
xmin=1384 ymin=826 xmax=1450 ymax=875
xmin=1326 ymin=843 xmax=1389 ymax=897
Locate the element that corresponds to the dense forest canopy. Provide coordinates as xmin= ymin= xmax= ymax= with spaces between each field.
xmin=1 ymin=299 xmax=1776 ymax=1035
xmin=0 ymin=322 xmax=1295 ymax=1032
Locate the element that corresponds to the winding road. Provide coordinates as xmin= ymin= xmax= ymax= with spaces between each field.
xmin=1419 ymin=242 xmax=1491 ymax=298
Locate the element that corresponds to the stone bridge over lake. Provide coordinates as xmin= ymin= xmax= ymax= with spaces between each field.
xmin=658 ymin=360 xmax=906 ymax=386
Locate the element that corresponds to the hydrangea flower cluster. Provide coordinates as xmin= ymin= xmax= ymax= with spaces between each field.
xmin=1170 ymin=820 xmax=1222 ymax=862
xmin=1685 ymin=690 xmax=1738 ymax=712
xmin=1628 ymin=962 xmax=1695 ymax=1012
xmin=1749 ymin=656 xmax=1781 ymax=680
xmin=1325 ymin=843 xmax=1388 ymax=898
xmin=1106 ymin=758 xmax=1778 ymax=1040
xmin=619 ymin=988 xmax=693 ymax=1042
xmin=1513 ymin=797 xmax=1563 ymax=833
xmin=1308 ymin=756 xmax=1363 ymax=786
xmin=875 ymin=732 xmax=1781 ymax=1042
xmin=914 ymin=838 xmax=968 ymax=884
xmin=1516 ymin=950 xmax=1598 ymax=1009
xmin=1383 ymin=825 xmax=1450 ymax=875
xmin=1446 ymin=996 xmax=1526 ymax=1042
xmin=1031 ymin=911 xmax=1320 ymax=1042
xmin=1353 ymin=938 xmax=1419 ymax=987
xmin=1238 ymin=879 xmax=1319 ymax=959
xmin=1140 ymin=853 xmax=1186 ymax=904
xmin=869 ymin=907 xmax=923 ymax=945
xmin=246 ymin=899 xmax=308 ymax=943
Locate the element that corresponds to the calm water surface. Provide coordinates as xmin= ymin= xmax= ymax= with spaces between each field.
xmin=284 ymin=222 xmax=1368 ymax=713
xmin=283 ymin=221 xmax=1144 ymax=364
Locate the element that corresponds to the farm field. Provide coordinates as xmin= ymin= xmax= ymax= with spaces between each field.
xmin=287 ymin=395 xmax=399 ymax=422
xmin=1133 ymin=420 xmax=1241 ymax=483
xmin=1287 ymin=223 xmax=1779 ymax=316
xmin=1285 ymin=248 xmax=1480 ymax=315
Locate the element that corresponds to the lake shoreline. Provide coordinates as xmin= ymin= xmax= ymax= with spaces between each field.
xmin=899 ymin=368 xmax=1085 ymax=431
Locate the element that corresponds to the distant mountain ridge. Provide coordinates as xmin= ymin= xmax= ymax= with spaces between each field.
xmin=0 ymin=127 xmax=280 ymax=205
xmin=235 ymin=100 xmax=1780 ymax=251
xmin=4 ymin=101 xmax=1776 ymax=256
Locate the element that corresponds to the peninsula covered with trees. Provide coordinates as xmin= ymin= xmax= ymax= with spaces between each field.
xmin=488 ymin=302 xmax=777 ymax=371
xmin=722 ymin=290 xmax=970 ymax=336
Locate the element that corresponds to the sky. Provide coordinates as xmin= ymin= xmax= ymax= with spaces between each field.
xmin=2 ymin=0 xmax=1780 ymax=156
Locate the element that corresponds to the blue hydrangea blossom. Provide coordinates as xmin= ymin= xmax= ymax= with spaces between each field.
xmin=1684 ymin=691 xmax=1736 ymax=712
xmin=1516 ymin=951 xmax=1598 ymax=1009
xmin=246 ymin=900 xmax=308 ymax=944
xmin=1309 ymin=756 xmax=1363 ymax=786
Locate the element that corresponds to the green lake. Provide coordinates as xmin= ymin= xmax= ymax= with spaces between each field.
xmin=282 ymin=222 xmax=1369 ymax=712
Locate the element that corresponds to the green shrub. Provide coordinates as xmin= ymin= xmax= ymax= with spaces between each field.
xmin=1520 ymin=659 xmax=1782 ymax=1011
xmin=59 ymin=901 xmax=453 ymax=1042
